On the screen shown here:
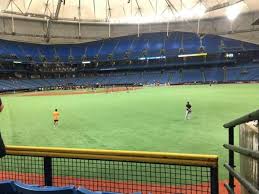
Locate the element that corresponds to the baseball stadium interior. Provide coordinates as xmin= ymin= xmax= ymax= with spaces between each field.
xmin=0 ymin=0 xmax=259 ymax=193
xmin=1 ymin=32 xmax=259 ymax=91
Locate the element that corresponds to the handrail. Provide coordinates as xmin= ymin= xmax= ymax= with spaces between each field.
xmin=223 ymin=144 xmax=259 ymax=160
xmin=6 ymin=145 xmax=218 ymax=167
xmin=223 ymin=109 xmax=259 ymax=128
xmin=224 ymin=164 xmax=259 ymax=194
xmin=224 ymin=109 xmax=259 ymax=193
xmin=224 ymin=183 xmax=235 ymax=194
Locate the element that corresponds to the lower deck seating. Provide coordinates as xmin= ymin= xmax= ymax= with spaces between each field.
xmin=240 ymin=66 xmax=259 ymax=80
xmin=226 ymin=65 xmax=259 ymax=81
xmin=1 ymin=64 xmax=259 ymax=92
xmin=182 ymin=69 xmax=203 ymax=83
xmin=170 ymin=71 xmax=180 ymax=84
xmin=226 ymin=67 xmax=242 ymax=81
xmin=204 ymin=67 xmax=224 ymax=82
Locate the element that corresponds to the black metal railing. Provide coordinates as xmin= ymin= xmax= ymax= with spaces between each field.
xmin=223 ymin=109 xmax=259 ymax=194
xmin=0 ymin=146 xmax=219 ymax=194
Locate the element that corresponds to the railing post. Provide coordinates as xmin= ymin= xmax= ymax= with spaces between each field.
xmin=210 ymin=166 xmax=219 ymax=194
xmin=44 ymin=157 xmax=52 ymax=186
xmin=229 ymin=127 xmax=235 ymax=192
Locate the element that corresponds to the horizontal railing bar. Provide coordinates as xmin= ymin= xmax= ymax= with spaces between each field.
xmin=223 ymin=109 xmax=259 ymax=128
xmin=224 ymin=163 xmax=259 ymax=194
xmin=6 ymin=145 xmax=218 ymax=167
xmin=6 ymin=150 xmax=216 ymax=167
xmin=224 ymin=183 xmax=235 ymax=194
xmin=6 ymin=145 xmax=218 ymax=161
xmin=224 ymin=144 xmax=259 ymax=160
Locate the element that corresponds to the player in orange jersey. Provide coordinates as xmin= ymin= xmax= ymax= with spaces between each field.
xmin=53 ymin=109 xmax=60 ymax=127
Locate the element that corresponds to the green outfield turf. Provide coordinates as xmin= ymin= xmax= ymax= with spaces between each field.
xmin=0 ymin=84 xmax=258 ymax=179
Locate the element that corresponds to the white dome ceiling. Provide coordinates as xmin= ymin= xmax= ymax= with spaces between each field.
xmin=0 ymin=0 xmax=257 ymax=23
xmin=0 ymin=0 xmax=258 ymax=45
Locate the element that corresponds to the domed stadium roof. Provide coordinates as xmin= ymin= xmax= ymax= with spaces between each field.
xmin=0 ymin=0 xmax=257 ymax=22
xmin=0 ymin=0 xmax=258 ymax=44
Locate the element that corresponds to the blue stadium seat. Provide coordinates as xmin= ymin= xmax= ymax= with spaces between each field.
xmin=182 ymin=69 xmax=203 ymax=83
xmin=113 ymin=36 xmax=133 ymax=60
xmin=76 ymin=187 xmax=96 ymax=194
xmin=95 ymin=192 xmax=120 ymax=194
xmin=71 ymin=45 xmax=86 ymax=60
xmin=99 ymin=39 xmax=118 ymax=61
xmin=0 ymin=180 xmax=16 ymax=194
xmin=76 ymin=187 xmax=121 ymax=194
xmin=39 ymin=45 xmax=55 ymax=61
xmin=0 ymin=181 xmax=144 ymax=194
xmin=14 ymin=181 xmax=75 ymax=194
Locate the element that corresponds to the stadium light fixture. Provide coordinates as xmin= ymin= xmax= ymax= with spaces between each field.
xmin=194 ymin=3 xmax=206 ymax=18
xmin=13 ymin=61 xmax=22 ymax=64
xmin=82 ymin=61 xmax=91 ymax=64
xmin=109 ymin=3 xmax=205 ymax=24
xmin=178 ymin=53 xmax=207 ymax=58
xmin=178 ymin=9 xmax=193 ymax=19
xmin=177 ymin=3 xmax=206 ymax=19
xmin=138 ymin=56 xmax=166 ymax=60
xmin=226 ymin=3 xmax=241 ymax=21
xmin=225 ymin=53 xmax=234 ymax=58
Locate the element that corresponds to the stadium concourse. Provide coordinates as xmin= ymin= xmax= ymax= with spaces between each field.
xmin=0 ymin=0 xmax=259 ymax=193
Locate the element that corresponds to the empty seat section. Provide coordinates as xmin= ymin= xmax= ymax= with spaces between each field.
xmin=222 ymin=38 xmax=242 ymax=51
xmin=203 ymin=35 xmax=221 ymax=53
xmin=126 ymin=73 xmax=141 ymax=84
xmin=130 ymin=37 xmax=147 ymax=60
xmin=39 ymin=45 xmax=55 ymax=61
xmin=113 ymin=36 xmax=133 ymax=60
xmin=165 ymin=32 xmax=182 ymax=57
xmin=142 ymin=72 xmax=161 ymax=84
xmin=170 ymin=71 xmax=181 ymax=84
xmin=239 ymin=65 xmax=259 ymax=80
xmin=182 ymin=33 xmax=200 ymax=54
xmin=147 ymin=33 xmax=165 ymax=57
xmin=159 ymin=72 xmax=171 ymax=84
xmin=182 ymin=69 xmax=202 ymax=82
xmin=55 ymin=46 xmax=71 ymax=62
xmin=226 ymin=67 xmax=242 ymax=81
xmin=71 ymin=45 xmax=86 ymax=61
xmin=99 ymin=39 xmax=118 ymax=61
xmin=204 ymin=67 xmax=224 ymax=82
xmin=20 ymin=44 xmax=39 ymax=60
xmin=3 ymin=41 xmax=24 ymax=58
xmin=86 ymin=41 xmax=103 ymax=59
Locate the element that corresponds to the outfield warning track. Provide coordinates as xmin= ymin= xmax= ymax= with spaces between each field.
xmin=21 ymin=87 xmax=141 ymax=96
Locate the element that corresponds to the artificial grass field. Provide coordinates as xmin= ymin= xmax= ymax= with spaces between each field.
xmin=0 ymin=84 xmax=258 ymax=180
